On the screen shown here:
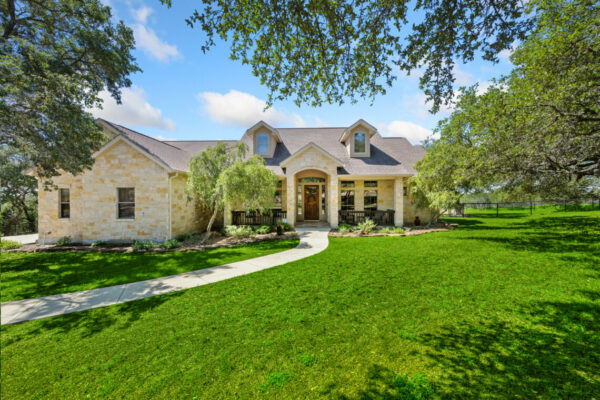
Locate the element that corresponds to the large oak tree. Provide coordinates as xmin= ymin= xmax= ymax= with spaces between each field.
xmin=1 ymin=0 xmax=140 ymax=180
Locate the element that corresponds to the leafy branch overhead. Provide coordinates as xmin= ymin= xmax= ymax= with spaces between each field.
xmin=161 ymin=0 xmax=531 ymax=112
xmin=0 ymin=0 xmax=140 ymax=180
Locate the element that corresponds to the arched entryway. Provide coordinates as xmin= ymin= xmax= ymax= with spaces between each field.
xmin=294 ymin=169 xmax=328 ymax=223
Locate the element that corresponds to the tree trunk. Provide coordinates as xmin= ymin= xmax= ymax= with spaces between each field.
xmin=201 ymin=207 xmax=219 ymax=244
xmin=22 ymin=205 xmax=36 ymax=233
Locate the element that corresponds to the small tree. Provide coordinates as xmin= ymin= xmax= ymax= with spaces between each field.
xmin=186 ymin=143 xmax=278 ymax=242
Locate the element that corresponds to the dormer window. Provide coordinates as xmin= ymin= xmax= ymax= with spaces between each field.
xmin=354 ymin=132 xmax=366 ymax=153
xmin=257 ymin=133 xmax=269 ymax=155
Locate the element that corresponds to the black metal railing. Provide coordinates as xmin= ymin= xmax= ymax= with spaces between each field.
xmin=231 ymin=209 xmax=287 ymax=225
xmin=339 ymin=209 xmax=395 ymax=226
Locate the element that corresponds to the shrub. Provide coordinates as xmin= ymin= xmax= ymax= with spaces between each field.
xmin=132 ymin=240 xmax=157 ymax=251
xmin=0 ymin=240 xmax=22 ymax=250
xmin=379 ymin=227 xmax=392 ymax=234
xmin=281 ymin=222 xmax=293 ymax=232
xmin=393 ymin=227 xmax=405 ymax=234
xmin=356 ymin=218 xmax=376 ymax=234
xmin=175 ymin=233 xmax=192 ymax=242
xmin=161 ymin=239 xmax=181 ymax=249
xmin=255 ymin=224 xmax=274 ymax=234
xmin=56 ymin=236 xmax=72 ymax=246
xmin=91 ymin=240 xmax=107 ymax=247
xmin=223 ymin=225 xmax=255 ymax=238
xmin=338 ymin=225 xmax=351 ymax=234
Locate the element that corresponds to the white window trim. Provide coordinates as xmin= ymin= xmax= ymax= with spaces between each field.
xmin=116 ymin=187 xmax=135 ymax=220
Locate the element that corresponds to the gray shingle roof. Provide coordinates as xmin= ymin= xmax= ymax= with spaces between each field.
xmin=99 ymin=119 xmax=425 ymax=176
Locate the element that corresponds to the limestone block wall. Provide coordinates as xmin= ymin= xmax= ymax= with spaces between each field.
xmin=38 ymin=140 xmax=171 ymax=243
xmin=170 ymin=174 xmax=203 ymax=237
xmin=403 ymin=193 xmax=433 ymax=224
xmin=378 ymin=180 xmax=394 ymax=210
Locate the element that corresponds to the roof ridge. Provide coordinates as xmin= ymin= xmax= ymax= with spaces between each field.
xmin=105 ymin=120 xmax=183 ymax=151
xmin=163 ymin=139 xmax=239 ymax=143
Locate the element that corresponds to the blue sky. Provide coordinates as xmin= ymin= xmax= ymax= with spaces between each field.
xmin=94 ymin=0 xmax=515 ymax=144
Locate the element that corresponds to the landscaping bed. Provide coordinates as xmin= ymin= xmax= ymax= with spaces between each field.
xmin=6 ymin=230 xmax=298 ymax=253
xmin=329 ymin=220 xmax=457 ymax=237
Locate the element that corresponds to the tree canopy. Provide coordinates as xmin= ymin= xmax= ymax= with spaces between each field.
xmin=186 ymin=142 xmax=278 ymax=241
xmin=413 ymin=0 xmax=600 ymax=211
xmin=162 ymin=0 xmax=531 ymax=111
xmin=1 ymin=0 xmax=140 ymax=181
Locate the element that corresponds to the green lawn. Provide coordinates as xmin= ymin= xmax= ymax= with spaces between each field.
xmin=2 ymin=209 xmax=599 ymax=399
xmin=0 ymin=240 xmax=299 ymax=302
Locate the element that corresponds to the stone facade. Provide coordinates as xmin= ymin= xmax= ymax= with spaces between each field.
xmin=37 ymin=139 xmax=203 ymax=243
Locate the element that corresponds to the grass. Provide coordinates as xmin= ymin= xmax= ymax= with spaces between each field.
xmin=1 ymin=208 xmax=599 ymax=399
xmin=0 ymin=240 xmax=299 ymax=302
xmin=0 ymin=240 xmax=22 ymax=250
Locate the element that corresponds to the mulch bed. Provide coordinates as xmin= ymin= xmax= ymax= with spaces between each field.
xmin=6 ymin=231 xmax=299 ymax=254
xmin=328 ymin=222 xmax=458 ymax=237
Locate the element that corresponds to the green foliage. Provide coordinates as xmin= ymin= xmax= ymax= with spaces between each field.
xmin=0 ymin=240 xmax=22 ymax=250
xmin=90 ymin=240 xmax=107 ymax=247
xmin=175 ymin=233 xmax=192 ymax=242
xmin=378 ymin=227 xmax=392 ymax=233
xmin=280 ymin=222 xmax=292 ymax=232
xmin=415 ymin=0 xmax=600 ymax=207
xmin=297 ymin=354 xmax=316 ymax=367
xmin=393 ymin=227 xmax=406 ymax=234
xmin=258 ymin=372 xmax=292 ymax=392
xmin=160 ymin=239 xmax=181 ymax=250
xmin=163 ymin=0 xmax=530 ymax=111
xmin=218 ymin=155 xmax=278 ymax=213
xmin=255 ymin=224 xmax=274 ymax=234
xmin=56 ymin=236 xmax=72 ymax=246
xmin=338 ymin=225 xmax=351 ymax=234
xmin=392 ymin=373 xmax=434 ymax=400
xmin=356 ymin=218 xmax=376 ymax=234
xmin=0 ymin=0 xmax=140 ymax=180
xmin=0 ymin=146 xmax=37 ymax=235
xmin=132 ymin=240 xmax=157 ymax=251
xmin=223 ymin=225 xmax=255 ymax=238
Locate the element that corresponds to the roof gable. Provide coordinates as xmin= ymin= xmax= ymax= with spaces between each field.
xmin=280 ymin=142 xmax=344 ymax=168
xmin=339 ymin=119 xmax=378 ymax=143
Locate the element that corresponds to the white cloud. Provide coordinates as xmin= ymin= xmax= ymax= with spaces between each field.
xmin=198 ymin=90 xmax=306 ymax=127
xmin=377 ymin=121 xmax=435 ymax=145
xmin=134 ymin=6 xmax=153 ymax=24
xmin=453 ymin=65 xmax=474 ymax=86
xmin=133 ymin=24 xmax=180 ymax=62
xmin=92 ymin=86 xmax=176 ymax=131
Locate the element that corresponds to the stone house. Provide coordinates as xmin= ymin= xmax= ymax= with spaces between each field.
xmin=35 ymin=118 xmax=431 ymax=243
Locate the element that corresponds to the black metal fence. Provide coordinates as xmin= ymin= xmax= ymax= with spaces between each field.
xmin=231 ymin=209 xmax=287 ymax=225
xmin=339 ymin=209 xmax=395 ymax=225
xmin=444 ymin=198 xmax=600 ymax=217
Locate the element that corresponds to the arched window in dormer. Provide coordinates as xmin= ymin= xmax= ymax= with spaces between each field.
xmin=257 ymin=133 xmax=269 ymax=155
xmin=354 ymin=132 xmax=366 ymax=153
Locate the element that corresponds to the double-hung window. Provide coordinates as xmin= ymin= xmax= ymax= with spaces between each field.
xmin=364 ymin=181 xmax=377 ymax=210
xmin=117 ymin=188 xmax=135 ymax=219
xmin=59 ymin=189 xmax=70 ymax=218
xmin=341 ymin=181 xmax=355 ymax=210
xmin=354 ymin=132 xmax=366 ymax=153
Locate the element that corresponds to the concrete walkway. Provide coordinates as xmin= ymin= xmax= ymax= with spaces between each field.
xmin=2 ymin=233 xmax=38 ymax=245
xmin=1 ymin=228 xmax=329 ymax=325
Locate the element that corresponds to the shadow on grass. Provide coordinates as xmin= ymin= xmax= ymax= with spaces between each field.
xmin=414 ymin=296 xmax=600 ymax=399
xmin=2 ymin=291 xmax=184 ymax=347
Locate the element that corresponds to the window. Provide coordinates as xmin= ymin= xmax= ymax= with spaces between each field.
xmin=403 ymin=186 xmax=408 ymax=196
xmin=274 ymin=180 xmax=282 ymax=209
xmin=59 ymin=189 xmax=70 ymax=218
xmin=341 ymin=181 xmax=355 ymax=188
xmin=321 ymin=184 xmax=326 ymax=215
xmin=354 ymin=132 xmax=366 ymax=153
xmin=297 ymin=184 xmax=302 ymax=215
xmin=117 ymin=188 xmax=135 ymax=219
xmin=257 ymin=133 xmax=269 ymax=154
xmin=364 ymin=181 xmax=377 ymax=210
xmin=298 ymin=177 xmax=325 ymax=183
xmin=341 ymin=189 xmax=355 ymax=210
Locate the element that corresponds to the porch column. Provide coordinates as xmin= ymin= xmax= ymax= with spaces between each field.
xmin=224 ymin=203 xmax=232 ymax=225
xmin=394 ymin=177 xmax=404 ymax=227
xmin=286 ymin=175 xmax=296 ymax=226
xmin=329 ymin=177 xmax=339 ymax=227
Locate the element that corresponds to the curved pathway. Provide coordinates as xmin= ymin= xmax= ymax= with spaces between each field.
xmin=1 ymin=228 xmax=329 ymax=325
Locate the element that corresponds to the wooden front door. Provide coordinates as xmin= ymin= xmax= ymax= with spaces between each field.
xmin=304 ymin=185 xmax=319 ymax=220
